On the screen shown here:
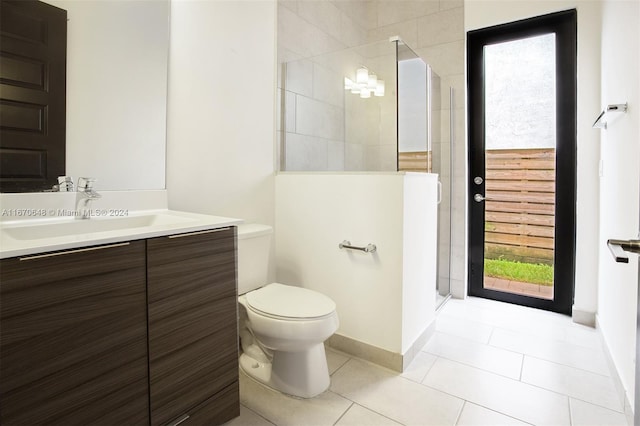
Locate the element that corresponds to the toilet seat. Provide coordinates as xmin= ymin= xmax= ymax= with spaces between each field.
xmin=246 ymin=283 xmax=336 ymax=320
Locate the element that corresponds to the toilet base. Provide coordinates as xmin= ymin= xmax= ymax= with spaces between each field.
xmin=240 ymin=343 xmax=330 ymax=398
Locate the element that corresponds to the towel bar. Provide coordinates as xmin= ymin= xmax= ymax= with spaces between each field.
xmin=339 ymin=240 xmax=377 ymax=253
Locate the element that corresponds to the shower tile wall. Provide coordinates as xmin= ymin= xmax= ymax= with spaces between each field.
xmin=277 ymin=0 xmax=466 ymax=297
xmin=366 ymin=0 xmax=466 ymax=298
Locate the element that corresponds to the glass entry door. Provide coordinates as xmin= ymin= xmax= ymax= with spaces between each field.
xmin=467 ymin=10 xmax=576 ymax=314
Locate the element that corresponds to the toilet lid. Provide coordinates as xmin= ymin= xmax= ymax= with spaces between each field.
xmin=246 ymin=283 xmax=336 ymax=319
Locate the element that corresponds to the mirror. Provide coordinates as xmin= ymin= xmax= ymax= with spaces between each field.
xmin=40 ymin=0 xmax=169 ymax=191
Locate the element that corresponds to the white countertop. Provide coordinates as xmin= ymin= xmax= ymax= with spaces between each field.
xmin=0 ymin=209 xmax=243 ymax=259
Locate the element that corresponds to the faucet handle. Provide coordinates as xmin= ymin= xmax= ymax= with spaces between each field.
xmin=77 ymin=177 xmax=96 ymax=191
xmin=57 ymin=176 xmax=74 ymax=192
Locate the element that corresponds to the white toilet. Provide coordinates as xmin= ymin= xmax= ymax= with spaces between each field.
xmin=237 ymin=224 xmax=339 ymax=398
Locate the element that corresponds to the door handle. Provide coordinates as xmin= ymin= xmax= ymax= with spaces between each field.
xmin=474 ymin=193 xmax=486 ymax=202
xmin=607 ymin=239 xmax=640 ymax=263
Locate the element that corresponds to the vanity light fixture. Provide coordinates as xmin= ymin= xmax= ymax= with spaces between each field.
xmin=345 ymin=67 xmax=385 ymax=98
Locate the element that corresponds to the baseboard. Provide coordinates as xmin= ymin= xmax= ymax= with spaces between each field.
xmin=327 ymin=321 xmax=436 ymax=373
xmin=595 ymin=315 xmax=634 ymax=425
xmin=402 ymin=321 xmax=437 ymax=371
xmin=327 ymin=334 xmax=403 ymax=372
xmin=572 ymin=305 xmax=596 ymax=327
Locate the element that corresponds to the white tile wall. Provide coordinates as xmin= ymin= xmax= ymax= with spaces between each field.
xmin=375 ymin=0 xmax=440 ymax=28
xmin=278 ymin=0 xmax=466 ymax=297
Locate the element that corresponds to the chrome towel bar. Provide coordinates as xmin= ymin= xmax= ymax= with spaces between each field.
xmin=339 ymin=240 xmax=377 ymax=253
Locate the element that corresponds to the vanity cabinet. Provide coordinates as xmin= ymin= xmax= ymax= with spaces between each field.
xmin=147 ymin=227 xmax=239 ymax=426
xmin=0 ymin=241 xmax=149 ymax=425
xmin=0 ymin=226 xmax=240 ymax=426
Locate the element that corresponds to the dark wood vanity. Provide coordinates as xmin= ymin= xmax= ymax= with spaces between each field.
xmin=0 ymin=226 xmax=239 ymax=426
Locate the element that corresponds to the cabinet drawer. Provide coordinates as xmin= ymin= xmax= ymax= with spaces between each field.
xmin=166 ymin=381 xmax=240 ymax=426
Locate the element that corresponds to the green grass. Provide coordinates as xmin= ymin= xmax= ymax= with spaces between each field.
xmin=484 ymin=259 xmax=554 ymax=286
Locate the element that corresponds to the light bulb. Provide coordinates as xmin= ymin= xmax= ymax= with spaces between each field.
xmin=367 ymin=74 xmax=377 ymax=89
xmin=356 ymin=67 xmax=368 ymax=84
xmin=344 ymin=77 xmax=353 ymax=90
xmin=374 ymin=80 xmax=385 ymax=97
xmin=360 ymin=89 xmax=371 ymax=98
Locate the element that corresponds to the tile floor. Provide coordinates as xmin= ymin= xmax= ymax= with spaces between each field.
xmin=227 ymin=297 xmax=630 ymax=426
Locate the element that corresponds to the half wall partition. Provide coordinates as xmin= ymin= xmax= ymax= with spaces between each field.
xmin=277 ymin=37 xmax=453 ymax=336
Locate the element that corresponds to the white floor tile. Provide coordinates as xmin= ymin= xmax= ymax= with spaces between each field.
xmin=442 ymin=298 xmax=570 ymax=343
xmin=455 ymin=402 xmax=529 ymax=426
xmin=562 ymin=324 xmax=602 ymax=350
xmin=239 ymin=370 xmax=352 ymax=426
xmin=423 ymin=332 xmax=523 ymax=379
xmin=401 ymin=351 xmax=438 ymax=383
xmin=520 ymin=356 xmax=623 ymax=412
xmin=436 ymin=313 xmax=495 ymax=344
xmin=224 ymin=405 xmax=275 ymax=426
xmin=335 ymin=403 xmax=403 ymax=426
xmin=235 ymin=297 xmax=623 ymax=426
xmin=569 ymin=398 xmax=628 ymax=426
xmin=423 ymin=357 xmax=570 ymax=426
xmin=331 ymin=358 xmax=464 ymax=426
xmin=326 ymin=347 xmax=350 ymax=375
xmin=490 ymin=327 xmax=610 ymax=376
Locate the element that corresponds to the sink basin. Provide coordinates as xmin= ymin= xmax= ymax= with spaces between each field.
xmin=3 ymin=213 xmax=196 ymax=241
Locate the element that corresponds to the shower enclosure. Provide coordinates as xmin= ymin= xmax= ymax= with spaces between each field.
xmin=277 ymin=38 xmax=453 ymax=308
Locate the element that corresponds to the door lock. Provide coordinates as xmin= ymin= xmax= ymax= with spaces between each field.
xmin=474 ymin=176 xmax=483 ymax=185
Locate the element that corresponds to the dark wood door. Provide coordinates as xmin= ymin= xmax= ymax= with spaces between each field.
xmin=147 ymin=227 xmax=239 ymax=426
xmin=0 ymin=241 xmax=149 ymax=425
xmin=0 ymin=0 xmax=67 ymax=192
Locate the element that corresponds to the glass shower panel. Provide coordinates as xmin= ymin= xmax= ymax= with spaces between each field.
xmin=395 ymin=40 xmax=452 ymax=307
xmin=397 ymin=42 xmax=430 ymax=172
xmin=280 ymin=40 xmax=397 ymax=172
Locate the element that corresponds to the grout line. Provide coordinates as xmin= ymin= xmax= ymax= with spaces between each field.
xmin=453 ymin=400 xmax=466 ymax=426
xmin=522 ymin=353 xmax=614 ymax=379
xmin=461 ymin=401 xmax=536 ymax=426
xmin=240 ymin=404 xmax=278 ymax=426
xmin=568 ymin=398 xmax=575 ymax=426
xmin=332 ymin=402 xmax=354 ymax=426
xmin=486 ymin=325 xmax=495 ymax=345
xmin=329 ymin=355 xmax=353 ymax=377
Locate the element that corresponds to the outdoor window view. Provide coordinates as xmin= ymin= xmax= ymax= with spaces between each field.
xmin=483 ymin=33 xmax=556 ymax=300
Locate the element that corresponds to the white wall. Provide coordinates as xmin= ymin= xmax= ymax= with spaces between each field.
xmin=44 ymin=0 xmax=168 ymax=191
xmin=465 ymin=0 xmax=602 ymax=321
xmin=597 ymin=0 xmax=640 ymax=407
xmin=275 ymin=173 xmax=437 ymax=354
xmin=402 ymin=173 xmax=438 ymax=352
xmin=166 ymin=0 xmax=276 ymax=227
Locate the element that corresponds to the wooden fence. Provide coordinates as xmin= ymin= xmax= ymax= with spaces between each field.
xmin=398 ymin=148 xmax=555 ymax=265
xmin=398 ymin=151 xmax=431 ymax=172
xmin=484 ymin=148 xmax=555 ymax=265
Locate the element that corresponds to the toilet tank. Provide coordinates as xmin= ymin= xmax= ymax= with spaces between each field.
xmin=237 ymin=224 xmax=273 ymax=295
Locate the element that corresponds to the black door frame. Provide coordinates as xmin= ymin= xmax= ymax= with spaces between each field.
xmin=467 ymin=10 xmax=577 ymax=314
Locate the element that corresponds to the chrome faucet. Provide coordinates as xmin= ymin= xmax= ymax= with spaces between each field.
xmin=76 ymin=177 xmax=101 ymax=219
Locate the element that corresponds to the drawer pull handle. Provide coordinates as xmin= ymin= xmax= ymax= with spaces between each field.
xmin=167 ymin=414 xmax=190 ymax=426
xmin=19 ymin=242 xmax=131 ymax=261
xmin=168 ymin=228 xmax=230 ymax=239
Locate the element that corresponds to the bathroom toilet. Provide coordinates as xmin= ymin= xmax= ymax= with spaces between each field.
xmin=237 ymin=224 xmax=339 ymax=398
